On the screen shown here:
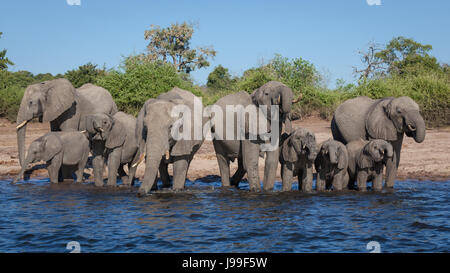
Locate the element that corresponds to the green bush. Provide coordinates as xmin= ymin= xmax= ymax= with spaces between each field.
xmin=0 ymin=85 xmax=24 ymax=121
xmin=96 ymin=58 xmax=200 ymax=115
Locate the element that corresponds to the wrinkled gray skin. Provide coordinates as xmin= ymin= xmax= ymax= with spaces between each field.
xmin=314 ymin=139 xmax=349 ymax=191
xmin=136 ymin=88 xmax=207 ymax=196
xmin=85 ymin=112 xmax=140 ymax=187
xmin=280 ymin=128 xmax=318 ymax=192
xmin=16 ymin=79 xmax=117 ymax=182
xmin=211 ymin=81 xmax=294 ymax=191
xmin=331 ymin=96 xmax=425 ymax=189
xmin=13 ymin=131 xmax=89 ymax=184
xmin=346 ymin=139 xmax=394 ymax=191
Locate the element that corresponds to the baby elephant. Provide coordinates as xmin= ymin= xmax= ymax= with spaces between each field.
xmin=280 ymin=128 xmax=318 ymax=192
xmin=314 ymin=139 xmax=349 ymax=191
xmin=14 ymin=132 xmax=89 ymax=183
xmin=86 ymin=112 xmax=140 ymax=187
xmin=346 ymin=139 xmax=393 ymax=191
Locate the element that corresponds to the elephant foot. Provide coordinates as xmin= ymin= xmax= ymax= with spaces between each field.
xmin=137 ymin=188 xmax=150 ymax=197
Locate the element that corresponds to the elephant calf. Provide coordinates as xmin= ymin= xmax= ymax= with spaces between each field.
xmin=314 ymin=139 xmax=349 ymax=191
xmin=14 ymin=131 xmax=90 ymax=183
xmin=86 ymin=112 xmax=140 ymax=187
xmin=346 ymin=139 xmax=393 ymax=191
xmin=280 ymin=128 xmax=318 ymax=192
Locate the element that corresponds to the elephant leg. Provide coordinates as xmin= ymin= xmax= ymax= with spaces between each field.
xmin=342 ymin=171 xmax=349 ymax=190
xmin=281 ymin=162 xmax=294 ymax=191
xmin=263 ymin=148 xmax=279 ymax=191
xmin=47 ymin=156 xmax=62 ymax=184
xmin=91 ymin=140 xmax=105 ymax=187
xmin=316 ymin=170 xmax=327 ymax=191
xmin=106 ymin=149 xmax=121 ymax=187
xmin=242 ymin=140 xmax=261 ymax=192
xmin=75 ymin=151 xmax=88 ymax=183
xmin=386 ymin=139 xmax=402 ymax=188
xmin=230 ymin=158 xmax=246 ymax=187
xmin=172 ymin=156 xmax=189 ymax=191
xmin=118 ymin=163 xmax=128 ymax=183
xmin=373 ymin=172 xmax=383 ymax=192
xmin=301 ymin=165 xmax=313 ymax=192
xmin=356 ymin=170 xmax=368 ymax=192
xmin=332 ymin=172 xmax=345 ymax=191
xmin=159 ymin=160 xmax=171 ymax=188
xmin=216 ymin=153 xmax=231 ymax=187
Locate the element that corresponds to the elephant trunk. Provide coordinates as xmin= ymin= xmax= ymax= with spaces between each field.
xmin=138 ymin=128 xmax=170 ymax=196
xmin=16 ymin=124 xmax=27 ymax=168
xmin=279 ymin=86 xmax=293 ymax=115
xmin=13 ymin=152 xmax=33 ymax=183
xmin=328 ymin=145 xmax=338 ymax=165
xmin=307 ymin=145 xmax=318 ymax=161
xmin=383 ymin=142 xmax=394 ymax=158
xmin=406 ymin=111 xmax=426 ymax=143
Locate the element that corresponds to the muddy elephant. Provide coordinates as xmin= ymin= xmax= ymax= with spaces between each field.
xmin=314 ymin=139 xmax=349 ymax=191
xmin=210 ymin=81 xmax=297 ymax=191
xmin=331 ymin=96 xmax=425 ymax=188
xmin=85 ymin=112 xmax=140 ymax=187
xmin=13 ymin=131 xmax=90 ymax=184
xmin=135 ymin=87 xmax=208 ymax=196
xmin=16 ymin=78 xmax=117 ymax=182
xmin=346 ymin=139 xmax=393 ymax=191
xmin=279 ymin=128 xmax=318 ymax=192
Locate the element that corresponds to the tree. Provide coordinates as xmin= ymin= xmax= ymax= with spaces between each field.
xmin=64 ymin=62 xmax=106 ymax=88
xmin=0 ymin=32 xmax=14 ymax=71
xmin=143 ymin=22 xmax=216 ymax=74
xmin=375 ymin=36 xmax=440 ymax=75
xmin=206 ymin=65 xmax=235 ymax=90
xmin=353 ymin=42 xmax=386 ymax=80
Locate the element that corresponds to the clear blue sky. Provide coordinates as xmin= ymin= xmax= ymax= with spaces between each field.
xmin=1 ymin=0 xmax=449 ymax=87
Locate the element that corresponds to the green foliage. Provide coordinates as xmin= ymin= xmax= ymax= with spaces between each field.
xmin=237 ymin=66 xmax=276 ymax=93
xmin=0 ymin=84 xmax=24 ymax=121
xmin=96 ymin=56 xmax=198 ymax=115
xmin=0 ymin=32 xmax=14 ymax=71
xmin=206 ymin=65 xmax=236 ymax=91
xmin=64 ymin=62 xmax=106 ymax=88
xmin=376 ymin=36 xmax=441 ymax=76
xmin=143 ymin=22 xmax=216 ymax=74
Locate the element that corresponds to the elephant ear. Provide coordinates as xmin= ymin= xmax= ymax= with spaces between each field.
xmin=337 ymin=144 xmax=348 ymax=170
xmin=284 ymin=113 xmax=292 ymax=134
xmin=314 ymin=144 xmax=324 ymax=170
xmin=282 ymin=136 xmax=298 ymax=162
xmin=42 ymin=79 xmax=77 ymax=123
xmin=365 ymin=98 xmax=398 ymax=141
xmin=105 ymin=117 xmax=126 ymax=149
xmin=171 ymin=140 xmax=197 ymax=156
xmin=356 ymin=147 xmax=373 ymax=169
xmin=42 ymin=134 xmax=63 ymax=162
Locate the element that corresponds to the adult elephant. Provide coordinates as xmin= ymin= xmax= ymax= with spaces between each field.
xmin=331 ymin=96 xmax=425 ymax=188
xmin=135 ymin=87 xmax=207 ymax=196
xmin=16 ymin=78 xmax=117 ymax=182
xmin=210 ymin=81 xmax=296 ymax=191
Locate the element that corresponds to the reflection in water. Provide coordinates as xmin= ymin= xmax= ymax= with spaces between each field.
xmin=0 ymin=178 xmax=448 ymax=252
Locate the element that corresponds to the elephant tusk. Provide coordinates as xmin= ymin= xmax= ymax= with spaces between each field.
xmin=132 ymin=153 xmax=145 ymax=168
xmin=16 ymin=120 xmax=28 ymax=129
xmin=98 ymin=128 xmax=104 ymax=132
xmin=80 ymin=130 xmax=86 ymax=133
xmin=292 ymin=93 xmax=303 ymax=104
xmin=302 ymin=144 xmax=306 ymax=149
xmin=407 ymin=124 xmax=416 ymax=131
xmin=165 ymin=150 xmax=170 ymax=160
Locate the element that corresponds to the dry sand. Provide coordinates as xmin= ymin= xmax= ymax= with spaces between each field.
xmin=1 ymin=116 xmax=449 ymax=181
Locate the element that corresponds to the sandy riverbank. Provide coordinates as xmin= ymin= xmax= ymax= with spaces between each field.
xmin=1 ymin=117 xmax=449 ymax=181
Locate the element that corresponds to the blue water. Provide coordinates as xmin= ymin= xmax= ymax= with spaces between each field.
xmin=0 ymin=177 xmax=448 ymax=252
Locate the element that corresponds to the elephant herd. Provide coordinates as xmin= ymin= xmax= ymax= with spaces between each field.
xmin=13 ymin=78 xmax=426 ymax=195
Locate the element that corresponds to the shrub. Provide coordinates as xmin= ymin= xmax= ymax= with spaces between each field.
xmin=96 ymin=58 xmax=199 ymax=115
xmin=0 ymin=85 xmax=24 ymax=121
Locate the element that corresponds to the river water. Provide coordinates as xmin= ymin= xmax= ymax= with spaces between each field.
xmin=0 ymin=178 xmax=448 ymax=252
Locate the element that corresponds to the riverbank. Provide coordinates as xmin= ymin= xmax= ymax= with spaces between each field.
xmin=1 ymin=117 xmax=449 ymax=181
